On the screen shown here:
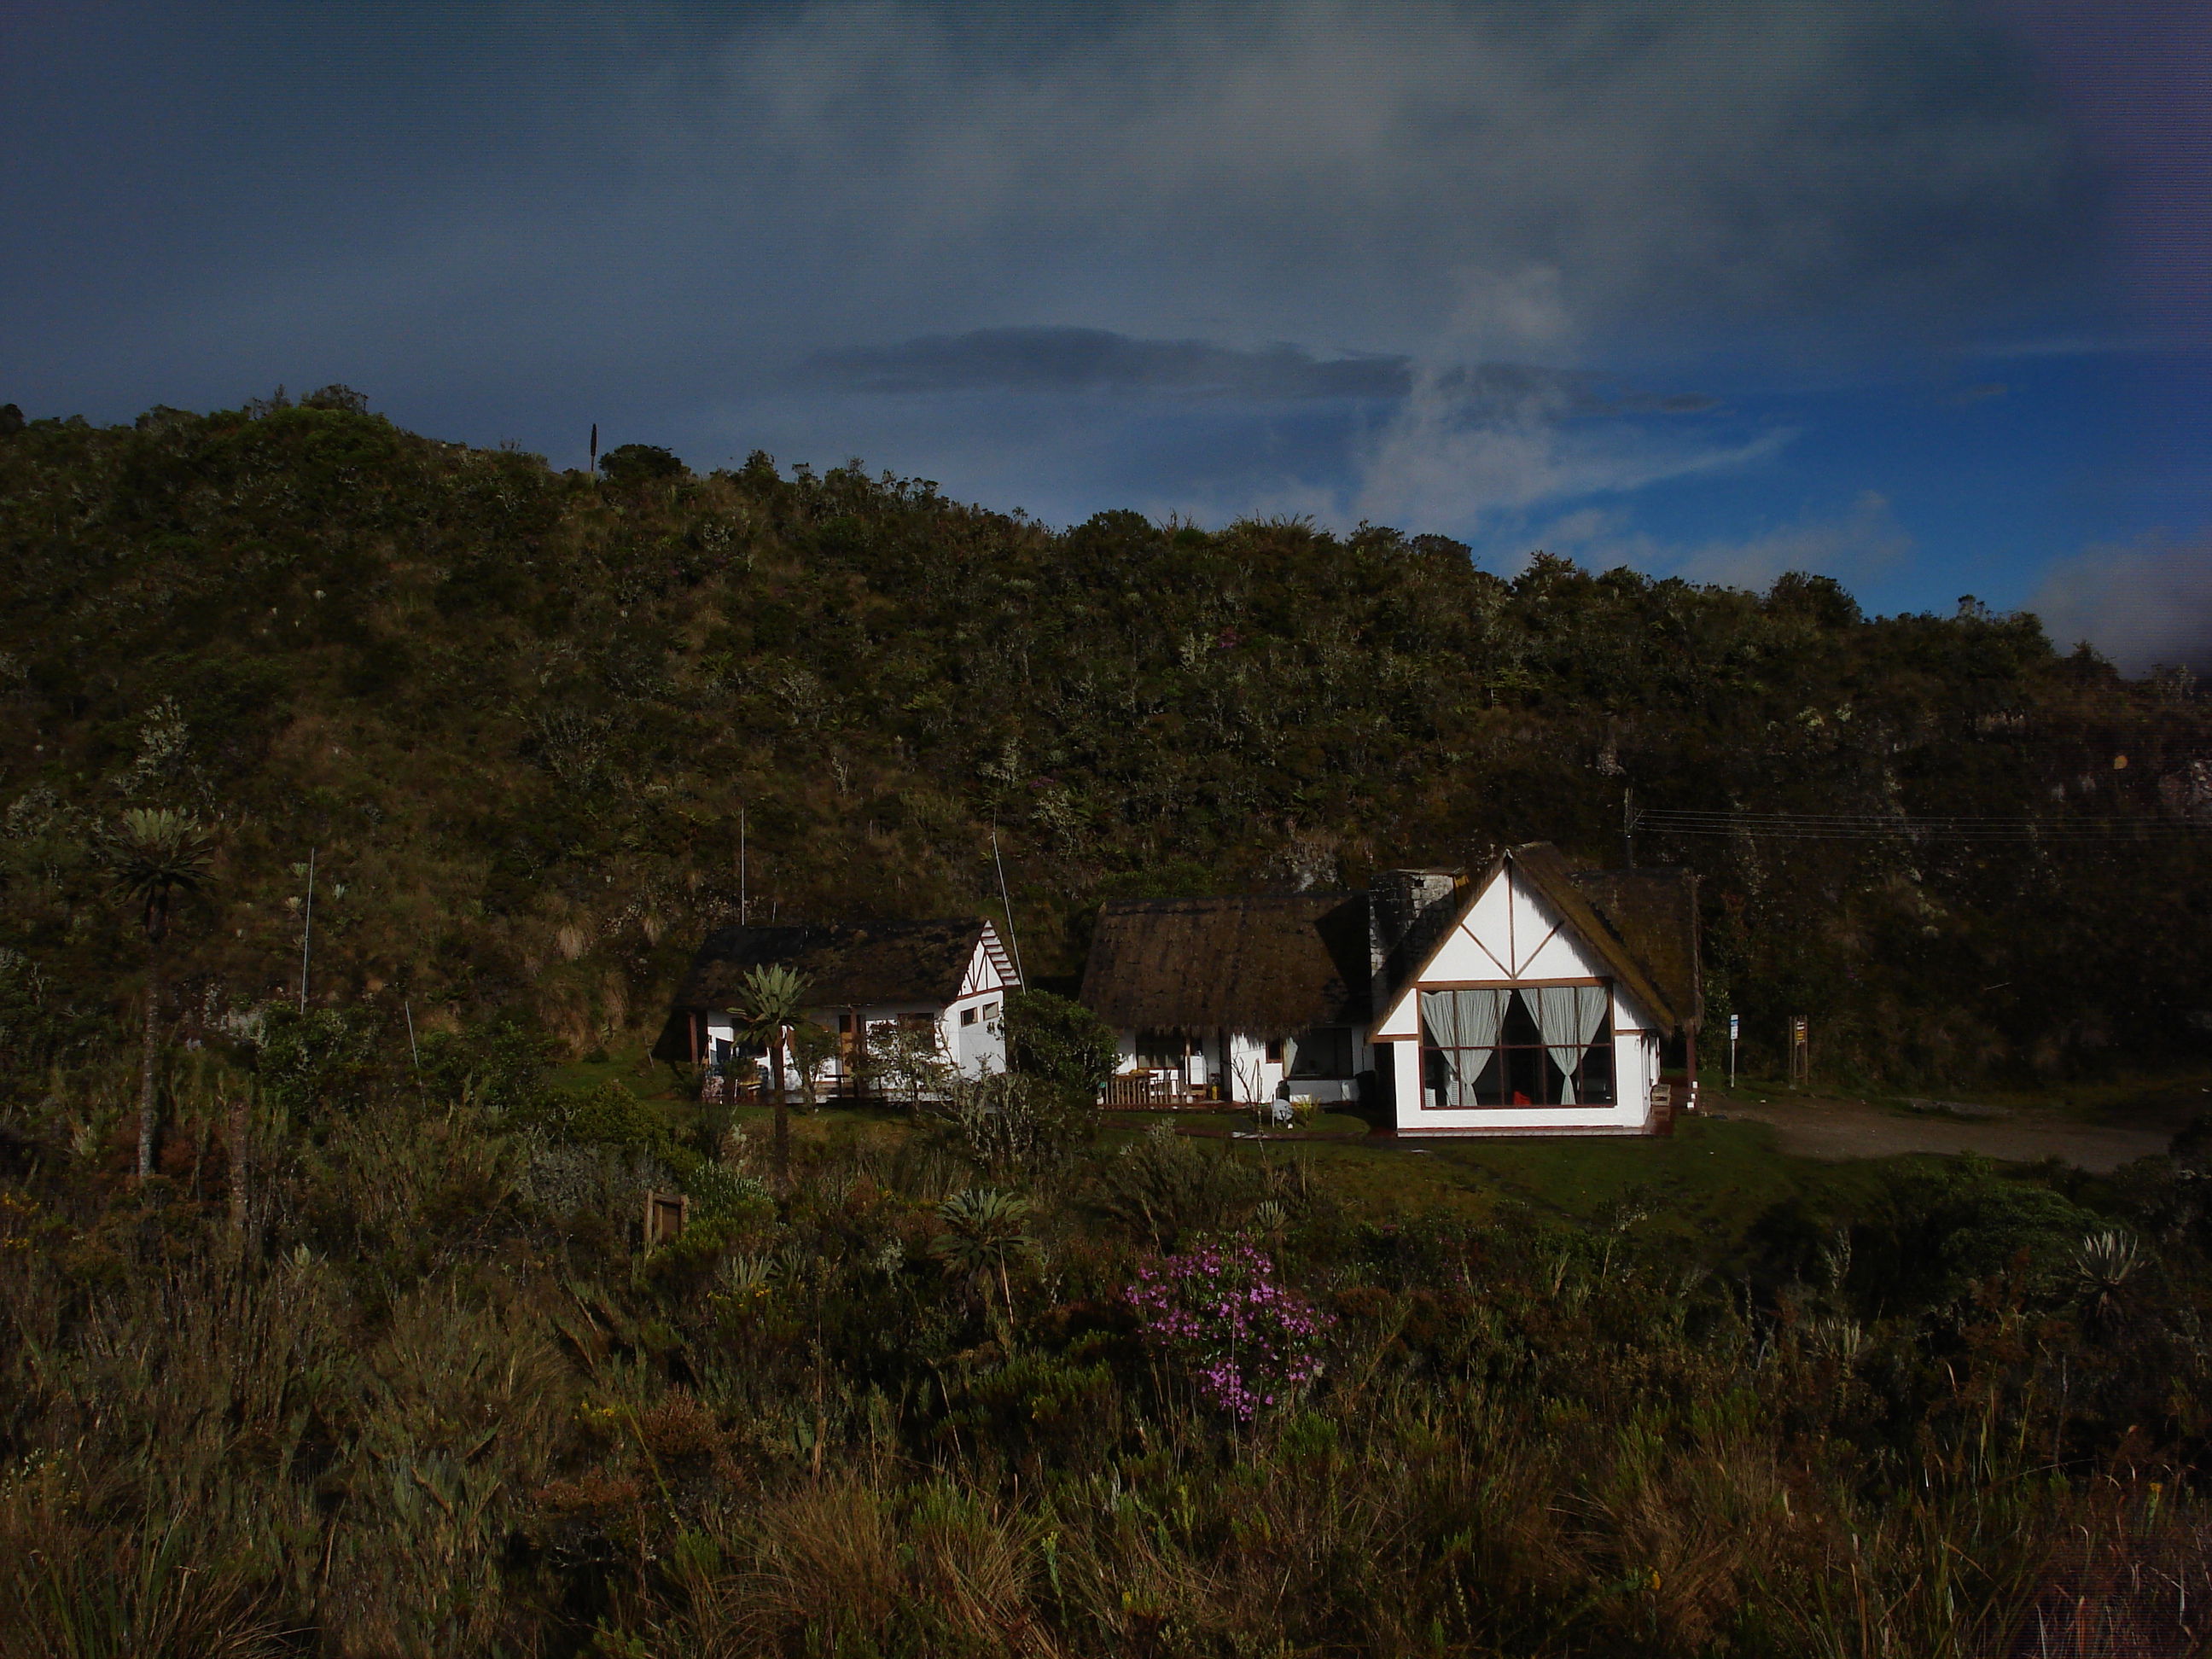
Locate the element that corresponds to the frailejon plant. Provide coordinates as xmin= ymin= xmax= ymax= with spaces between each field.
xmin=1125 ymin=1240 xmax=1331 ymax=1421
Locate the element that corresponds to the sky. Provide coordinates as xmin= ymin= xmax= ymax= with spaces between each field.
xmin=3 ymin=0 xmax=2208 ymax=667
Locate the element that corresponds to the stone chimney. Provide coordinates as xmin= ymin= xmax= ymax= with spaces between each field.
xmin=1368 ymin=868 xmax=1462 ymax=1010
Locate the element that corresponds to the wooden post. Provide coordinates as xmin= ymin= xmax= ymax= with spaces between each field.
xmin=643 ymin=1190 xmax=690 ymax=1247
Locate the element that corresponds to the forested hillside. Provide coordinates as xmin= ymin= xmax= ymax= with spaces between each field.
xmin=2 ymin=391 xmax=2207 ymax=1086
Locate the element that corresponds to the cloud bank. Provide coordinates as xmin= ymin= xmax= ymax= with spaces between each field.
xmin=2032 ymin=533 xmax=2212 ymax=672
xmin=0 ymin=0 xmax=2133 ymax=617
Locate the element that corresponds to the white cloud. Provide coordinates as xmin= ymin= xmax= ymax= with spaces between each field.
xmin=1350 ymin=364 xmax=1790 ymax=537
xmin=1523 ymin=492 xmax=1915 ymax=591
xmin=2031 ymin=532 xmax=2212 ymax=672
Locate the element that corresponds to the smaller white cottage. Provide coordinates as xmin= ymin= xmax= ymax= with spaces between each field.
xmin=1079 ymin=894 xmax=1377 ymax=1107
xmin=655 ymin=918 xmax=1020 ymax=1097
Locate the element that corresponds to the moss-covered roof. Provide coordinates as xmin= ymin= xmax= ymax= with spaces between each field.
xmin=1567 ymin=865 xmax=1703 ymax=1034
xmin=1078 ymin=894 xmax=1371 ymax=1039
xmin=653 ymin=919 xmax=1007 ymax=1060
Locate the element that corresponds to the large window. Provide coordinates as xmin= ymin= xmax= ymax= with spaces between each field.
xmin=1288 ymin=1026 xmax=1356 ymax=1080
xmin=1419 ymin=984 xmax=1614 ymax=1109
xmin=1137 ymin=1030 xmax=1190 ymax=1068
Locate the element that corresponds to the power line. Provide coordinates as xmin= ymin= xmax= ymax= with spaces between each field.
xmin=1631 ymin=808 xmax=2211 ymax=843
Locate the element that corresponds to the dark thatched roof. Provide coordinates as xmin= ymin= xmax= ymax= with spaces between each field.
xmin=668 ymin=918 xmax=1003 ymax=1010
xmin=1567 ymin=866 xmax=1703 ymax=1035
xmin=653 ymin=919 xmax=1008 ymax=1061
xmin=1079 ymin=894 xmax=1371 ymax=1039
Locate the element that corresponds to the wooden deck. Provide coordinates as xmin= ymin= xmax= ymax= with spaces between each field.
xmin=1100 ymin=1071 xmax=1229 ymax=1110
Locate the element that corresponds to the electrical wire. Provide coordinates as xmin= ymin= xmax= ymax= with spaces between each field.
xmin=1630 ymin=809 xmax=2211 ymax=842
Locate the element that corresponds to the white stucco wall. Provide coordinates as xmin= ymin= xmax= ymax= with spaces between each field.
xmin=1109 ymin=1027 xmax=1369 ymax=1103
xmin=1373 ymin=863 xmax=1658 ymax=1134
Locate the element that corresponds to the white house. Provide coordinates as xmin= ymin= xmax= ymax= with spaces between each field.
xmin=1078 ymin=847 xmax=1700 ymax=1135
xmin=1079 ymin=894 xmax=1378 ymax=1107
xmin=655 ymin=918 xmax=1020 ymax=1097
xmin=1368 ymin=847 xmax=1700 ymax=1136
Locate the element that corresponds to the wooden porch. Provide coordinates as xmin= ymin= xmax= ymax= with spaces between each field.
xmin=1099 ymin=1070 xmax=1231 ymax=1110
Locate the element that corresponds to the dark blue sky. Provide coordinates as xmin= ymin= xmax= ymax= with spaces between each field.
xmin=5 ymin=0 xmax=2207 ymax=666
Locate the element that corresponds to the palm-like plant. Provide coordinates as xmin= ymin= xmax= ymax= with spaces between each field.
xmin=2071 ymin=1230 xmax=2141 ymax=1335
xmin=733 ymin=963 xmax=808 ymax=1192
xmin=931 ymin=1187 xmax=1037 ymax=1335
xmin=103 ymin=809 xmax=214 ymax=1179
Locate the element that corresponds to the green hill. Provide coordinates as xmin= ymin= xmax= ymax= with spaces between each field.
xmin=2 ymin=392 xmax=2207 ymax=1083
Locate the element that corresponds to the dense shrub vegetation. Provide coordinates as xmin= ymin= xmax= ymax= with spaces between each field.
xmin=4 ymin=394 xmax=2212 ymax=1655
xmin=5 ymin=1039 xmax=2212 ymax=1656
xmin=1 ymin=394 xmax=2207 ymax=1088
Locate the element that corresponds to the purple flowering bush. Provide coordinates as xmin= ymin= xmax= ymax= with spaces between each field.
xmin=1125 ymin=1240 xmax=1332 ymax=1420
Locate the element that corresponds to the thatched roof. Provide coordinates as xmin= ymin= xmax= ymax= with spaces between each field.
xmin=1567 ymin=866 xmax=1703 ymax=1035
xmin=653 ymin=919 xmax=1008 ymax=1060
xmin=1079 ymin=894 xmax=1370 ymax=1039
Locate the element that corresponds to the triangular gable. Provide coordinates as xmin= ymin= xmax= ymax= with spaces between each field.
xmin=958 ymin=925 xmax=1018 ymax=998
xmin=1370 ymin=846 xmax=1680 ymax=1041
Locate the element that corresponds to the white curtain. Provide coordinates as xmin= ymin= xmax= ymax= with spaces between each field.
xmin=1420 ymin=988 xmax=1507 ymax=1108
xmin=1529 ymin=986 xmax=1610 ymax=1104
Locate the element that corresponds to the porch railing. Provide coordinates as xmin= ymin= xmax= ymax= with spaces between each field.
xmin=1100 ymin=1071 xmax=1225 ymax=1109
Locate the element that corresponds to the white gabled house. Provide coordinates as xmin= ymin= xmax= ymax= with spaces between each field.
xmin=655 ymin=918 xmax=1020 ymax=1097
xmin=1369 ymin=847 xmax=1701 ymax=1136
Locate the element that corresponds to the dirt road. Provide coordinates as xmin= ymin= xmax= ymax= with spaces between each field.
xmin=1701 ymin=1087 xmax=2205 ymax=1173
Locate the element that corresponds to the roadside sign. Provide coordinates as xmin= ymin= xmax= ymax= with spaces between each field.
xmin=1728 ymin=1014 xmax=1740 ymax=1041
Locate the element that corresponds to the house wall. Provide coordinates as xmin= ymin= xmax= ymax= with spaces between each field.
xmin=1109 ymin=1027 xmax=1371 ymax=1103
xmin=1372 ymin=863 xmax=1661 ymax=1134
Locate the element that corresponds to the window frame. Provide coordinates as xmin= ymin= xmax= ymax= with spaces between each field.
xmin=1417 ymin=978 xmax=1616 ymax=1110
xmin=1287 ymin=1025 xmax=1357 ymax=1080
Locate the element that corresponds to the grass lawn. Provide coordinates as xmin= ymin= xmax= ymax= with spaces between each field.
xmin=548 ymin=1033 xmax=2149 ymax=1249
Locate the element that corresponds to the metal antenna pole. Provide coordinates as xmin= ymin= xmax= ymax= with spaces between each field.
xmin=297 ymin=848 xmax=316 ymax=1012
xmin=992 ymin=829 xmax=1026 ymax=987
xmin=739 ymin=807 xmax=748 ymax=926
xmin=405 ymin=998 xmax=425 ymax=1098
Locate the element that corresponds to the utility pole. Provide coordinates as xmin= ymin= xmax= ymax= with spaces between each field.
xmin=739 ymin=807 xmax=748 ymax=926
xmin=1622 ymin=786 xmax=1636 ymax=868
xmin=297 ymin=847 xmax=316 ymax=1013
xmin=992 ymin=829 xmax=1026 ymax=987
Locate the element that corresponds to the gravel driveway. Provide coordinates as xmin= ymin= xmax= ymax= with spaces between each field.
xmin=1700 ymin=1090 xmax=2198 ymax=1173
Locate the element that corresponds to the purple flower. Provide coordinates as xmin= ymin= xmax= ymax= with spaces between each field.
xmin=1123 ymin=1241 xmax=1333 ymax=1421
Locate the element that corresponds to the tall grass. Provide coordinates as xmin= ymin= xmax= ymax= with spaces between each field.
xmin=3 ymin=1075 xmax=2209 ymax=1656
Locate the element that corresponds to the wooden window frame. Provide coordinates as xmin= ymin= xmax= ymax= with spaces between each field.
xmin=1417 ymin=978 xmax=1617 ymax=1110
